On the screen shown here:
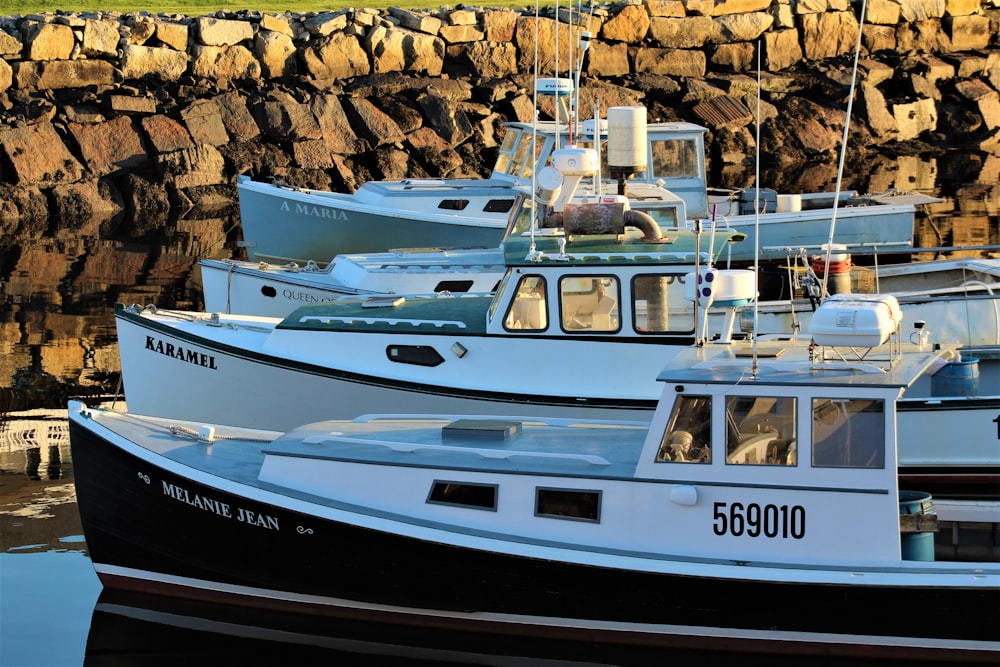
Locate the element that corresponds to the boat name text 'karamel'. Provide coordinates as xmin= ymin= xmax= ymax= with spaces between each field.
xmin=279 ymin=199 xmax=349 ymax=220
xmin=162 ymin=480 xmax=279 ymax=530
xmin=145 ymin=336 xmax=217 ymax=369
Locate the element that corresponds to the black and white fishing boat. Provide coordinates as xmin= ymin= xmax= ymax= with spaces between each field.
xmin=69 ymin=309 xmax=1000 ymax=662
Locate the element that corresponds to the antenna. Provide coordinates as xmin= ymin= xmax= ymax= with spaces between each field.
xmin=573 ymin=30 xmax=591 ymax=145
xmin=554 ymin=0 xmax=559 ymax=115
xmin=751 ymin=40 xmax=762 ymax=377
xmin=529 ymin=3 xmax=541 ymax=256
xmin=694 ymin=218 xmax=701 ymax=345
xmin=821 ymin=0 xmax=869 ymax=297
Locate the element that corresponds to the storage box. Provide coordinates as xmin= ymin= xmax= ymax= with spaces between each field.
xmin=738 ymin=188 xmax=777 ymax=215
xmin=808 ymin=294 xmax=901 ymax=347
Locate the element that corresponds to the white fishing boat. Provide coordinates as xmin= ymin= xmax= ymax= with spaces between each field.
xmin=237 ymin=101 xmax=935 ymax=266
xmin=117 ymin=250 xmax=1000 ymax=505
xmin=201 ymin=231 xmax=1000 ymax=346
xmin=199 ymin=246 xmax=506 ymax=317
xmin=68 ymin=315 xmax=1000 ymax=661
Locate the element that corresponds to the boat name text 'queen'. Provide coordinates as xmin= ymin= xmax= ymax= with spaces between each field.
xmin=282 ymin=289 xmax=338 ymax=304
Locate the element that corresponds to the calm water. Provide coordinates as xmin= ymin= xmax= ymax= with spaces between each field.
xmin=0 ymin=153 xmax=997 ymax=665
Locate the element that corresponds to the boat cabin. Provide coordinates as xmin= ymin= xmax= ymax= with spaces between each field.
xmin=627 ymin=332 xmax=949 ymax=565
xmin=484 ymin=223 xmax=754 ymax=339
xmin=259 ymin=304 xmax=955 ymax=567
xmin=490 ymin=120 xmax=711 ymax=221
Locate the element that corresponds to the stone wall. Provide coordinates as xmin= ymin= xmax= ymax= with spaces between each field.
xmin=0 ymin=1 xmax=998 ymax=230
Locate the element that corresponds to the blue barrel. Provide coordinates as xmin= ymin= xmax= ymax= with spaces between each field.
xmin=899 ymin=490 xmax=934 ymax=561
xmin=931 ymin=356 xmax=979 ymax=397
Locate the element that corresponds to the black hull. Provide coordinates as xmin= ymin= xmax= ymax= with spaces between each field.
xmin=70 ymin=421 xmax=999 ymax=662
xmin=898 ymin=466 xmax=1000 ymax=500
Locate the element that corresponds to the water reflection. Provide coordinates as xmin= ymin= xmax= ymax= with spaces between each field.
xmin=0 ymin=207 xmax=240 ymax=416
xmin=84 ymin=589 xmax=937 ymax=667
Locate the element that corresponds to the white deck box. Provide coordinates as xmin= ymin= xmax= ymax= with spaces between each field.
xmin=808 ymin=294 xmax=902 ymax=347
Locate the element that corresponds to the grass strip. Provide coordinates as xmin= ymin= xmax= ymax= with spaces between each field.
xmin=2 ymin=1 xmax=536 ymax=16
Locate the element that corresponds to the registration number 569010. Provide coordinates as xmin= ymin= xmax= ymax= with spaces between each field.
xmin=712 ymin=501 xmax=806 ymax=539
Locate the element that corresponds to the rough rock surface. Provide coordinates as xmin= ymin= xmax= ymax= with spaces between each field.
xmin=0 ymin=2 xmax=995 ymax=226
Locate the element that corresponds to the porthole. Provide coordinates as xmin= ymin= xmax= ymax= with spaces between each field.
xmin=536 ymin=488 xmax=600 ymax=522
xmin=428 ymin=481 xmax=497 ymax=510
xmin=386 ymin=345 xmax=445 ymax=367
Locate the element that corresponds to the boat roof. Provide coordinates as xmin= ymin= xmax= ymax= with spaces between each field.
xmin=277 ymin=293 xmax=492 ymax=332
xmin=503 ymin=120 xmax=710 ymax=138
xmin=655 ymin=340 xmax=957 ymax=390
xmin=356 ymin=178 xmax=527 ymax=197
xmin=500 ymin=225 xmax=745 ymax=266
xmin=265 ymin=416 xmax=649 ymax=479
xmin=502 ymin=232 xmax=724 ymax=265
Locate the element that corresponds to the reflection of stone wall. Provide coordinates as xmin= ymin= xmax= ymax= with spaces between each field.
xmin=0 ymin=230 xmax=220 ymax=397
xmin=0 ymin=3 xmax=997 ymax=227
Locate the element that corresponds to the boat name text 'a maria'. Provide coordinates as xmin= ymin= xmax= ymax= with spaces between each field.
xmin=279 ymin=199 xmax=349 ymax=220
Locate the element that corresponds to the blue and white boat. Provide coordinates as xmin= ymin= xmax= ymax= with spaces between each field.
xmin=69 ymin=314 xmax=1000 ymax=661
xmin=236 ymin=108 xmax=935 ymax=266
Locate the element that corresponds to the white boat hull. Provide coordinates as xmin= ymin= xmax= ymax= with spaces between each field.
xmin=114 ymin=306 xmax=1000 ymax=480
xmin=200 ymin=252 xmax=504 ymax=318
xmin=116 ymin=310 xmax=661 ymax=430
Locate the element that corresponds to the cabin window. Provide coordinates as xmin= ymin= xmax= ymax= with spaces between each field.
xmin=386 ymin=345 xmax=445 ymax=367
xmin=428 ymin=481 xmax=497 ymax=510
xmin=510 ymin=133 xmax=541 ymax=179
xmin=438 ymin=199 xmax=470 ymax=211
xmin=650 ymin=138 xmax=701 ymax=179
xmin=525 ymin=135 xmax=548 ymax=180
xmin=656 ymin=395 xmax=712 ymax=463
xmin=560 ymin=276 xmax=620 ymax=332
xmin=483 ymin=199 xmax=515 ymax=213
xmin=506 ymin=200 xmax=535 ymax=238
xmin=504 ymin=275 xmax=547 ymax=331
xmin=536 ymin=488 xmax=600 ymax=522
xmin=489 ymin=273 xmax=513 ymax=321
xmin=433 ymin=280 xmax=474 ymax=293
xmin=726 ymin=396 xmax=797 ymax=466
xmin=632 ymin=274 xmax=695 ymax=333
xmin=639 ymin=205 xmax=681 ymax=229
xmin=812 ymin=398 xmax=885 ymax=469
xmin=493 ymin=129 xmax=519 ymax=175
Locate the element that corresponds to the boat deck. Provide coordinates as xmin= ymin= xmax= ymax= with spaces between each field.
xmin=265 ymin=416 xmax=649 ymax=478
xmin=81 ymin=408 xmax=649 ymax=488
